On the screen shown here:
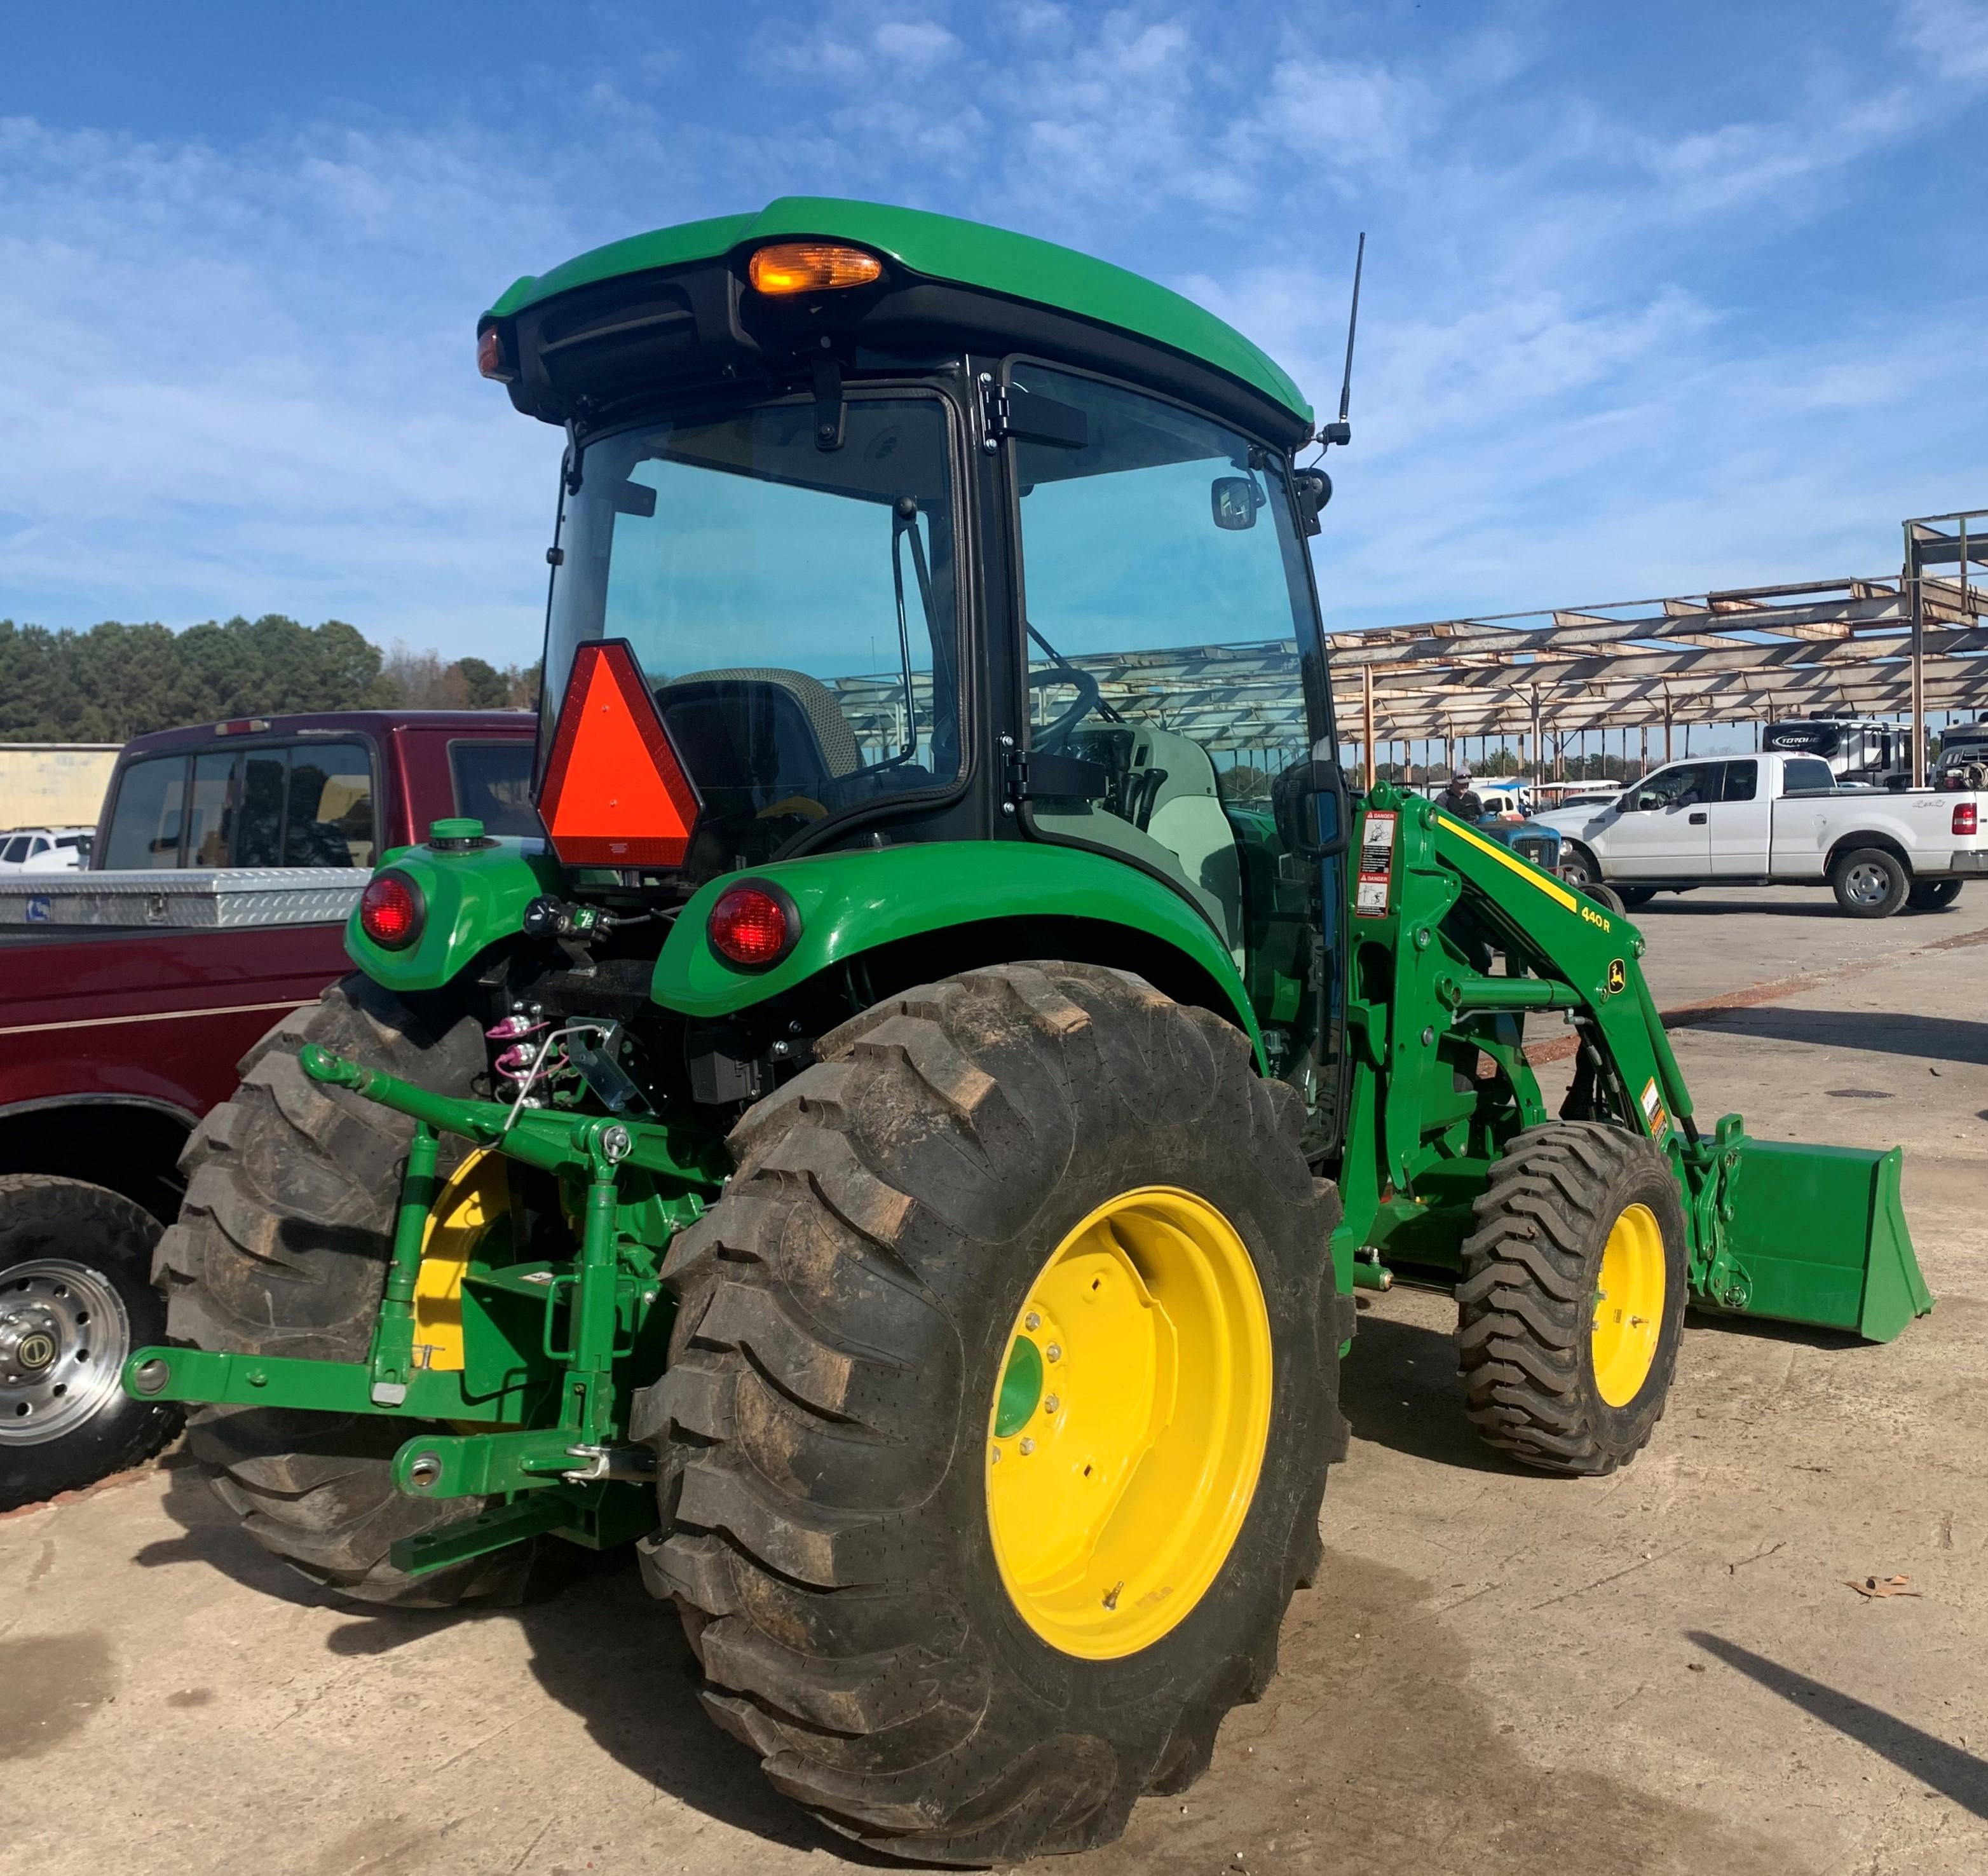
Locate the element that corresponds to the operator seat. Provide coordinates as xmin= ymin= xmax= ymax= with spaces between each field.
xmin=657 ymin=667 xmax=862 ymax=802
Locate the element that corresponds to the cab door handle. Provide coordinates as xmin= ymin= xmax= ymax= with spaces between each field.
xmin=1689 ymin=811 xmax=1708 ymax=825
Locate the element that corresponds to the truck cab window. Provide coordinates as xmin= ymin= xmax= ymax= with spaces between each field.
xmin=1723 ymin=760 xmax=1758 ymax=802
xmin=102 ymin=756 xmax=191 ymax=869
xmin=1780 ymin=757 xmax=1835 ymax=795
xmin=450 ymin=741 xmax=540 ymax=837
xmin=285 ymin=744 xmax=374 ymax=866
xmin=1629 ymin=763 xmax=1717 ymax=810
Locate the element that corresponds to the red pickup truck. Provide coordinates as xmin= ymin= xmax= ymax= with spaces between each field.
xmin=0 ymin=709 xmax=536 ymax=1507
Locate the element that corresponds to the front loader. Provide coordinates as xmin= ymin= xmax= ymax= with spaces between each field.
xmin=123 ymin=199 xmax=1930 ymax=1865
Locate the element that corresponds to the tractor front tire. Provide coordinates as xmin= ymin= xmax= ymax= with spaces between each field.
xmin=635 ymin=963 xmax=1345 ymax=1865
xmin=154 ymin=976 xmax=542 ymax=1608
xmin=1457 ymin=1121 xmax=1686 ymax=1475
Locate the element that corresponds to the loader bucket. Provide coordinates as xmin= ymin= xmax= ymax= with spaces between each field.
xmin=1708 ymin=1140 xmax=1932 ymax=1342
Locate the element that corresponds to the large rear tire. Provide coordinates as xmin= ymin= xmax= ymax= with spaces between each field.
xmin=154 ymin=976 xmax=541 ymax=1607
xmin=1456 ymin=1121 xmax=1686 ymax=1475
xmin=634 ymin=963 xmax=1346 ymax=1865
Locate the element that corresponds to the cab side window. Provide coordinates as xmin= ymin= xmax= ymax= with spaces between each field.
xmin=285 ymin=744 xmax=375 ymax=866
xmin=1780 ymin=757 xmax=1835 ymax=795
xmin=1631 ymin=763 xmax=1717 ymax=809
xmin=102 ymin=756 xmax=192 ymax=868
xmin=1722 ymin=760 xmax=1758 ymax=802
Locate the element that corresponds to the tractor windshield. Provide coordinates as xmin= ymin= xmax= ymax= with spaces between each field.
xmin=541 ymin=394 xmax=960 ymax=869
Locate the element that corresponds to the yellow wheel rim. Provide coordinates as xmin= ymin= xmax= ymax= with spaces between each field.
xmin=984 ymin=1186 xmax=1272 ymax=1660
xmin=1591 ymin=1202 xmax=1665 ymax=1407
xmin=412 ymin=1148 xmax=512 ymax=1373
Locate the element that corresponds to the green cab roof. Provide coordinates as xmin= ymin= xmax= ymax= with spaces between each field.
xmin=486 ymin=196 xmax=1312 ymax=429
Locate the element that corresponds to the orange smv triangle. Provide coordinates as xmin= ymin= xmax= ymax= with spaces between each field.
xmin=536 ymin=640 xmax=701 ymax=868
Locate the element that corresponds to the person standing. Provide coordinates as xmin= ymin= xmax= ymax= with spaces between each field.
xmin=1439 ymin=767 xmax=1484 ymax=821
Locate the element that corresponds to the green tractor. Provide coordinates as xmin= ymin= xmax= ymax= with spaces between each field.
xmin=125 ymin=200 xmax=1930 ymax=1864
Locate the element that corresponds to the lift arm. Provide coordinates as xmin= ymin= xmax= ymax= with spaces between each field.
xmin=1328 ymin=785 xmax=1930 ymax=1340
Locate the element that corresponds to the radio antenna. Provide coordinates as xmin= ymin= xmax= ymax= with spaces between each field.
xmin=1319 ymin=231 xmax=1364 ymax=451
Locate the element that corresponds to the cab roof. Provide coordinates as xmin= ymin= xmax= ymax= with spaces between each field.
xmin=486 ymin=197 xmax=1312 ymax=433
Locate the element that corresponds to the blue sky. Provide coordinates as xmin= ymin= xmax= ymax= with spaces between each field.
xmin=1 ymin=0 xmax=1984 ymax=668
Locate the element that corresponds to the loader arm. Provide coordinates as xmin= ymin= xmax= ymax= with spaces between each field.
xmin=1329 ymin=785 xmax=1931 ymax=1341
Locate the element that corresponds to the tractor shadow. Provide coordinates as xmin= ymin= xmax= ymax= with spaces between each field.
xmin=505 ymin=1556 xmax=923 ymax=1865
xmin=1683 ymin=1005 xmax=1988 ymax=1066
xmin=1338 ymin=1299 xmax=1509 ymax=1475
xmin=139 ymin=1448 xmax=918 ymax=1863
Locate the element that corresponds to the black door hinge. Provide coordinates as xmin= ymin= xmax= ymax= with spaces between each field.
xmin=978 ymin=374 xmax=1088 ymax=455
xmin=1002 ymin=736 xmax=1107 ymax=807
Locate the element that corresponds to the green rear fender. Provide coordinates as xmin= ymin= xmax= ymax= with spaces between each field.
xmin=655 ymin=842 xmax=1263 ymax=1057
xmin=346 ymin=839 xmax=566 ymax=990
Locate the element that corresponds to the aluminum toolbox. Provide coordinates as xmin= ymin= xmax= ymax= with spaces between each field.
xmin=0 ymin=868 xmax=371 ymax=929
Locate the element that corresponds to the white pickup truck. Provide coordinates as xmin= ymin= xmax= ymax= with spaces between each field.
xmin=1531 ymin=750 xmax=1987 ymax=918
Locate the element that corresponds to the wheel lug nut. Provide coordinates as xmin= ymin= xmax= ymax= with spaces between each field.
xmin=1043 ymin=1394 xmax=1060 ymax=1414
xmin=990 ymin=1445 xmax=1002 ymax=1464
xmin=1045 ymin=1343 xmax=1061 ymax=1362
xmin=1019 ymin=1437 xmax=1035 ymax=1456
xmin=1024 ymin=1311 xmax=1041 ymax=1331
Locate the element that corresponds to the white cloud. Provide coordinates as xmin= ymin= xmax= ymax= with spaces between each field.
xmin=873 ymin=20 xmax=962 ymax=67
xmin=1898 ymin=0 xmax=1988 ymax=76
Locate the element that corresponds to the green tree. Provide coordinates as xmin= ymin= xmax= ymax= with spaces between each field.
xmin=0 ymin=615 xmax=388 ymax=742
xmin=456 ymin=657 xmax=513 ymax=710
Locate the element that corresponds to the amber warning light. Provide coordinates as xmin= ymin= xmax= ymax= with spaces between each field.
xmin=747 ymin=242 xmax=883 ymax=296
xmin=535 ymin=639 xmax=702 ymax=870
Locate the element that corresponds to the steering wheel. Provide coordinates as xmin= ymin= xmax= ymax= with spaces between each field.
xmin=1027 ymin=665 xmax=1102 ymax=753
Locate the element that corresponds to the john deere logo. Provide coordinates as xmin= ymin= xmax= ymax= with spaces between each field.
xmin=1606 ymin=959 xmax=1626 ymax=996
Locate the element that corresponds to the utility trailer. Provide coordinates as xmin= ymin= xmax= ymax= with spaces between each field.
xmin=122 ymin=200 xmax=1931 ymax=1865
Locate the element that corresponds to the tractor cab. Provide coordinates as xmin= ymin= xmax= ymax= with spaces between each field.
xmin=480 ymin=199 xmax=1344 ymax=1110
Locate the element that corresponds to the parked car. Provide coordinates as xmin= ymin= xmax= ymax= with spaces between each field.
xmin=1530 ymin=751 xmax=1987 ymax=917
xmin=0 ymin=709 xmax=537 ymax=1509
xmin=0 ymin=828 xmax=93 ymax=872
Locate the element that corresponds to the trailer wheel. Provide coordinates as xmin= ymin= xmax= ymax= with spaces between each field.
xmin=634 ymin=962 xmax=1345 ymax=1865
xmin=1456 ymin=1121 xmax=1687 ymax=1475
xmin=154 ymin=976 xmax=545 ymax=1608
xmin=1831 ymin=847 xmax=1909 ymax=918
xmin=1907 ymin=878 xmax=1962 ymax=912
xmin=0 ymin=1176 xmax=179 ymax=1511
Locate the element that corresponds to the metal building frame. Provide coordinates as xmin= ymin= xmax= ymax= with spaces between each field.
xmin=830 ymin=508 xmax=1988 ymax=787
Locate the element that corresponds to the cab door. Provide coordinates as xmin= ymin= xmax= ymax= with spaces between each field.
xmin=1707 ymin=758 xmax=1770 ymax=875
xmin=998 ymin=358 xmax=1343 ymax=1145
xmin=1605 ymin=762 xmax=1719 ymax=878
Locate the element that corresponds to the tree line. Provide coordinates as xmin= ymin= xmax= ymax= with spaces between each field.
xmin=0 ymin=615 xmax=538 ymax=743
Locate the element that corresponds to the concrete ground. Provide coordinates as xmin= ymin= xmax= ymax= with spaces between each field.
xmin=3 ymin=887 xmax=1985 ymax=1876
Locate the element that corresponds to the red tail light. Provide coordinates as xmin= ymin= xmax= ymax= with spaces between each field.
xmin=359 ymin=871 xmax=423 ymax=949
xmin=708 ymin=880 xmax=798 ymax=969
xmin=1955 ymin=802 xmax=1978 ymax=836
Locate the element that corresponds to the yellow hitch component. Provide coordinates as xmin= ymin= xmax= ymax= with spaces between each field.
xmin=1591 ymin=1202 xmax=1665 ymax=1407
xmin=985 ymin=1186 xmax=1272 ymax=1660
xmin=411 ymin=1149 xmax=510 ymax=1371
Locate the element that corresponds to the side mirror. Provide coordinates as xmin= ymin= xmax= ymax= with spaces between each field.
xmin=1211 ymin=476 xmax=1261 ymax=531
xmin=1273 ymin=757 xmax=1349 ymax=858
